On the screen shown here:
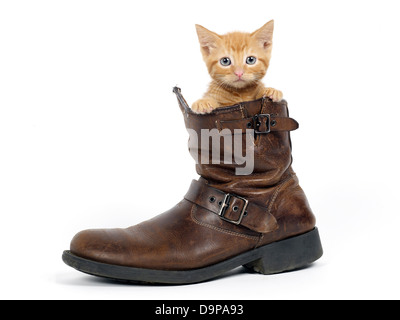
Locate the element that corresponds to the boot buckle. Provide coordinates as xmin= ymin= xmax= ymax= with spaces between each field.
xmin=253 ymin=114 xmax=271 ymax=134
xmin=218 ymin=193 xmax=249 ymax=225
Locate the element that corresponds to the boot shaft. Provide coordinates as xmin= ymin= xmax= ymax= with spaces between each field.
xmin=174 ymin=87 xmax=297 ymax=196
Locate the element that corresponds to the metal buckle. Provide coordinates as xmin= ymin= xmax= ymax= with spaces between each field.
xmin=253 ymin=114 xmax=271 ymax=134
xmin=218 ymin=193 xmax=249 ymax=225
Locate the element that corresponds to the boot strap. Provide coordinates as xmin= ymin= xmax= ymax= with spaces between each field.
xmin=216 ymin=114 xmax=298 ymax=133
xmin=184 ymin=180 xmax=278 ymax=234
xmin=173 ymin=87 xmax=298 ymax=134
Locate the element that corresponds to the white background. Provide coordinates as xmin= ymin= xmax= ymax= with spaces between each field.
xmin=1 ymin=0 xmax=399 ymax=300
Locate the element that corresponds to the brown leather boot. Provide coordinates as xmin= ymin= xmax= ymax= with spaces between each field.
xmin=62 ymin=87 xmax=323 ymax=284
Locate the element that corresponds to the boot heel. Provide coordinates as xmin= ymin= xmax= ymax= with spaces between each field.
xmin=244 ymin=228 xmax=323 ymax=275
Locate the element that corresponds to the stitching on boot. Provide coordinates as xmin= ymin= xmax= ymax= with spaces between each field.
xmin=190 ymin=205 xmax=260 ymax=241
xmin=267 ymin=173 xmax=296 ymax=212
xmin=260 ymin=97 xmax=267 ymax=114
xmin=239 ymin=105 xmax=246 ymax=119
xmin=215 ymin=120 xmax=222 ymax=131
xmin=254 ymin=234 xmax=264 ymax=249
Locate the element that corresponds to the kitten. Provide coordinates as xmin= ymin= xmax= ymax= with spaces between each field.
xmin=192 ymin=20 xmax=283 ymax=114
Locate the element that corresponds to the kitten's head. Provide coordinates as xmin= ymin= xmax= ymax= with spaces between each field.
xmin=195 ymin=21 xmax=274 ymax=90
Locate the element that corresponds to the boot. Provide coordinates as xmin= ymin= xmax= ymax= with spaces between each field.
xmin=62 ymin=87 xmax=323 ymax=284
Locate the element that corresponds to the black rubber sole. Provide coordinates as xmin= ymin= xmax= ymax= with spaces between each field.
xmin=62 ymin=228 xmax=323 ymax=285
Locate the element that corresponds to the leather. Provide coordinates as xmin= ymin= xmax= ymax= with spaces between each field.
xmin=184 ymin=180 xmax=278 ymax=233
xmin=217 ymin=115 xmax=299 ymax=132
xmin=69 ymin=87 xmax=316 ymax=271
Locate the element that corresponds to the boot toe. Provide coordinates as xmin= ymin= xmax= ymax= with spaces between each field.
xmin=70 ymin=228 xmax=128 ymax=266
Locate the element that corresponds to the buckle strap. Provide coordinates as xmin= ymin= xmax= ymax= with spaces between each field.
xmin=184 ymin=180 xmax=279 ymax=234
xmin=217 ymin=114 xmax=299 ymax=133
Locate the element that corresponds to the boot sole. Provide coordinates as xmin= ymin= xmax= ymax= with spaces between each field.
xmin=62 ymin=227 xmax=323 ymax=285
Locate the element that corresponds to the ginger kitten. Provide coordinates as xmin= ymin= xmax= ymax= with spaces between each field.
xmin=192 ymin=20 xmax=283 ymax=114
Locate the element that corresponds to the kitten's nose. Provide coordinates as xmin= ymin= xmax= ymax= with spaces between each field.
xmin=234 ymin=70 xmax=244 ymax=79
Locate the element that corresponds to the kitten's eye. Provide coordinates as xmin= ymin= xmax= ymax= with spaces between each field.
xmin=246 ymin=56 xmax=257 ymax=65
xmin=220 ymin=57 xmax=231 ymax=66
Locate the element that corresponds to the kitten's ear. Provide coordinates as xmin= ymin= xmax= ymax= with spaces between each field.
xmin=252 ymin=20 xmax=274 ymax=49
xmin=195 ymin=24 xmax=221 ymax=56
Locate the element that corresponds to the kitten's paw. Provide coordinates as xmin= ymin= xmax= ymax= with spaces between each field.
xmin=191 ymin=98 xmax=218 ymax=114
xmin=263 ymin=87 xmax=283 ymax=102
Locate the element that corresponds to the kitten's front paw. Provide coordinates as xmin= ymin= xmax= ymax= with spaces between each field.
xmin=263 ymin=87 xmax=283 ymax=102
xmin=191 ymin=98 xmax=218 ymax=114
